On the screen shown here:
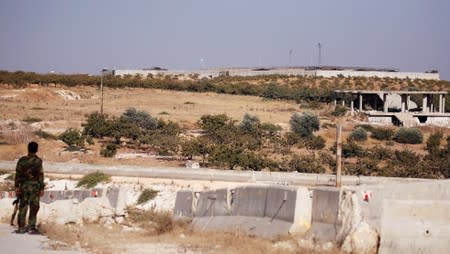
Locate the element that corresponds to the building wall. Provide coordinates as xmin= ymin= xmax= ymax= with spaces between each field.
xmin=113 ymin=68 xmax=440 ymax=80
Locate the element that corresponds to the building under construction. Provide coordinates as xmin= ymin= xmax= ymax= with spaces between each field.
xmin=334 ymin=90 xmax=449 ymax=127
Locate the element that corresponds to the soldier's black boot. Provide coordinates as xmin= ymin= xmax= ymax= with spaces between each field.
xmin=28 ymin=226 xmax=41 ymax=235
xmin=15 ymin=227 xmax=27 ymax=234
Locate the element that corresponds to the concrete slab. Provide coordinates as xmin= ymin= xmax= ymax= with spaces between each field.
xmin=194 ymin=188 xmax=229 ymax=217
xmin=231 ymin=186 xmax=267 ymax=217
xmin=351 ymin=180 xmax=450 ymax=231
xmin=379 ymin=200 xmax=450 ymax=254
xmin=265 ymin=186 xmax=297 ymax=222
xmin=191 ymin=216 xmax=292 ymax=239
xmin=173 ymin=190 xmax=194 ymax=217
xmin=306 ymin=187 xmax=341 ymax=242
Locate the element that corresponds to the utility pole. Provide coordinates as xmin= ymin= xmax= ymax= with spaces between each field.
xmin=289 ymin=49 xmax=293 ymax=66
xmin=318 ymin=43 xmax=322 ymax=67
xmin=100 ymin=68 xmax=109 ymax=115
xmin=336 ymin=124 xmax=342 ymax=187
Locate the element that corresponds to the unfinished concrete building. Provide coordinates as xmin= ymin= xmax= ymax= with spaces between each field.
xmin=334 ymin=90 xmax=449 ymax=127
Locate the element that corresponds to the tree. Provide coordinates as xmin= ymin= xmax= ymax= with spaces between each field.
xmin=82 ymin=112 xmax=109 ymax=138
xmin=121 ymin=107 xmax=157 ymax=131
xmin=59 ymin=128 xmax=85 ymax=149
xmin=239 ymin=113 xmax=261 ymax=135
xmin=289 ymin=112 xmax=320 ymax=138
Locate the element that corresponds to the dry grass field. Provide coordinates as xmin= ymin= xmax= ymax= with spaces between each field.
xmin=1 ymin=85 xmax=448 ymax=166
xmin=0 ymin=85 xmax=323 ymax=165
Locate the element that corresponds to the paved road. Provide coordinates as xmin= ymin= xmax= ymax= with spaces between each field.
xmin=0 ymin=160 xmax=430 ymax=187
xmin=0 ymin=224 xmax=87 ymax=254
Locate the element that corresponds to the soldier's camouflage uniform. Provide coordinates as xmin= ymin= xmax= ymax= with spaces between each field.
xmin=15 ymin=154 xmax=44 ymax=230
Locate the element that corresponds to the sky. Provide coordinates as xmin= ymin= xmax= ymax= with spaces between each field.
xmin=1 ymin=0 xmax=450 ymax=80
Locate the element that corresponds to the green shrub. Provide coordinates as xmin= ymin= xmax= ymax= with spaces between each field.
xmin=82 ymin=112 xmax=109 ymax=138
xmin=121 ymin=107 xmax=158 ymax=131
xmin=76 ymin=171 xmax=111 ymax=188
xmin=331 ymin=105 xmax=347 ymax=116
xmin=354 ymin=124 xmax=375 ymax=133
xmin=289 ymin=112 xmax=320 ymax=138
xmin=371 ymin=127 xmax=394 ymax=140
xmin=239 ymin=113 xmax=261 ymax=135
xmin=394 ymin=128 xmax=423 ymax=144
xmin=305 ymin=135 xmax=326 ymax=150
xmin=342 ymin=142 xmax=365 ymax=158
xmin=289 ymin=155 xmax=325 ymax=173
xmin=59 ymin=128 xmax=85 ymax=149
xmin=137 ymin=188 xmax=159 ymax=205
xmin=426 ymin=132 xmax=443 ymax=155
xmin=349 ymin=127 xmax=368 ymax=142
xmin=100 ymin=143 xmax=117 ymax=157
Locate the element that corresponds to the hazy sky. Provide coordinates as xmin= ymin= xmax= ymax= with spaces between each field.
xmin=1 ymin=0 xmax=450 ymax=80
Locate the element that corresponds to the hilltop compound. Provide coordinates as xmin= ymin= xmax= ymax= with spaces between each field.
xmin=112 ymin=66 xmax=440 ymax=80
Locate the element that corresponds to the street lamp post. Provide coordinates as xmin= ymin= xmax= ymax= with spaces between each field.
xmin=100 ymin=68 xmax=108 ymax=115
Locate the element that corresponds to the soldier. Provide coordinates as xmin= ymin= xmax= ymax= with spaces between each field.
xmin=14 ymin=141 xmax=44 ymax=234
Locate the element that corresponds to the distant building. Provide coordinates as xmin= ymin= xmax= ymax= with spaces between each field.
xmin=112 ymin=66 xmax=440 ymax=80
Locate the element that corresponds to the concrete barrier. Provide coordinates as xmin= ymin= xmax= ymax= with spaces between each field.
xmin=379 ymin=200 xmax=450 ymax=254
xmin=306 ymin=187 xmax=342 ymax=242
xmin=194 ymin=188 xmax=229 ymax=217
xmin=231 ymin=186 xmax=267 ymax=217
xmin=350 ymin=180 xmax=450 ymax=232
xmin=174 ymin=185 xmax=312 ymax=238
xmin=0 ymin=187 xmax=126 ymax=224
xmin=173 ymin=190 xmax=194 ymax=217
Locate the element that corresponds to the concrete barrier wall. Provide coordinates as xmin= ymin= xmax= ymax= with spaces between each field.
xmin=231 ymin=186 xmax=267 ymax=218
xmin=194 ymin=188 xmax=229 ymax=217
xmin=306 ymin=187 xmax=342 ymax=242
xmin=351 ymin=180 xmax=450 ymax=231
xmin=0 ymin=187 xmax=125 ymax=224
xmin=379 ymin=200 xmax=450 ymax=254
xmin=173 ymin=190 xmax=194 ymax=217
xmin=173 ymin=185 xmax=312 ymax=237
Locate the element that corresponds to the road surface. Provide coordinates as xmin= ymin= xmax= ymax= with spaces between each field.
xmin=0 ymin=224 xmax=87 ymax=254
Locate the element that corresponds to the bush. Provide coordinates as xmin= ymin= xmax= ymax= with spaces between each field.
xmin=394 ymin=128 xmax=423 ymax=144
xmin=305 ymin=135 xmax=326 ymax=150
xmin=355 ymin=124 xmax=375 ymax=132
xmin=371 ymin=127 xmax=394 ymax=140
xmin=82 ymin=112 xmax=109 ymax=138
xmin=342 ymin=141 xmax=365 ymax=158
xmin=289 ymin=155 xmax=325 ymax=173
xmin=59 ymin=128 xmax=85 ymax=149
xmin=426 ymin=132 xmax=443 ymax=155
xmin=121 ymin=107 xmax=158 ymax=131
xmin=137 ymin=188 xmax=159 ymax=205
xmin=127 ymin=208 xmax=184 ymax=235
xmin=76 ymin=171 xmax=111 ymax=188
xmin=349 ymin=127 xmax=368 ymax=142
xmin=289 ymin=112 xmax=320 ymax=138
xmin=100 ymin=143 xmax=117 ymax=157
xmin=239 ymin=113 xmax=261 ymax=135
xmin=331 ymin=105 xmax=347 ymax=116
